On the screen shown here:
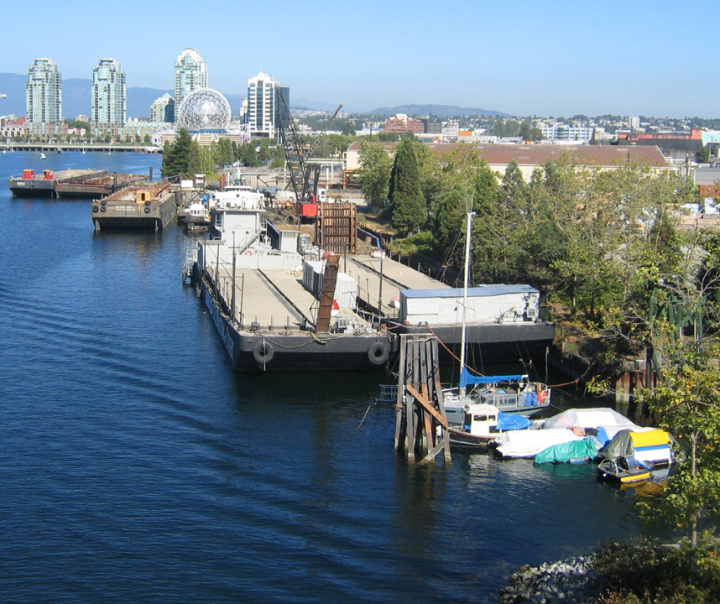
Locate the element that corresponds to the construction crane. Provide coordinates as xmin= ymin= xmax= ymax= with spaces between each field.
xmin=276 ymin=87 xmax=342 ymax=220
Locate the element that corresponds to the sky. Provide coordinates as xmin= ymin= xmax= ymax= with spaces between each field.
xmin=1 ymin=0 xmax=718 ymax=118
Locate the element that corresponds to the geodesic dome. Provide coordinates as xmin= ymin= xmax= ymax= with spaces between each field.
xmin=176 ymin=88 xmax=231 ymax=131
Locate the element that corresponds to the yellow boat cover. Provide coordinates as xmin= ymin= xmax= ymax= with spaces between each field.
xmin=630 ymin=430 xmax=669 ymax=448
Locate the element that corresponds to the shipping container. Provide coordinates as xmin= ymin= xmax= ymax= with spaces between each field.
xmin=399 ymin=285 xmax=541 ymax=326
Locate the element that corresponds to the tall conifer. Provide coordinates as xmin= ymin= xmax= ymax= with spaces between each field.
xmin=388 ymin=140 xmax=426 ymax=237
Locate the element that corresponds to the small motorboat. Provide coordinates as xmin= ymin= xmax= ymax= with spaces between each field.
xmin=597 ymin=455 xmax=651 ymax=485
xmin=449 ymin=403 xmax=532 ymax=449
xmin=40 ymin=152 xmax=47 ymax=159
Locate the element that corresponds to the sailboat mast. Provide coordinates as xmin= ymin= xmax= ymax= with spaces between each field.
xmin=459 ymin=207 xmax=475 ymax=396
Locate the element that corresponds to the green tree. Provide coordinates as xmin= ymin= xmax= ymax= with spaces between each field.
xmin=388 ymin=139 xmax=426 ymax=236
xmin=357 ymin=141 xmax=392 ymax=209
xmin=143 ymin=134 xmax=151 ymax=145
xmin=698 ymin=146 xmax=710 ymax=163
xmin=161 ymin=128 xmax=192 ymax=177
xmin=639 ymin=329 xmax=720 ymax=570
xmin=186 ymin=140 xmax=204 ymax=177
xmin=436 ymin=186 xmax=471 ymax=266
xmin=341 ymin=121 xmax=356 ymax=136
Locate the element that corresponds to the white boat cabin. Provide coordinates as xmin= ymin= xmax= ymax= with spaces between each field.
xmin=461 ymin=404 xmax=499 ymax=438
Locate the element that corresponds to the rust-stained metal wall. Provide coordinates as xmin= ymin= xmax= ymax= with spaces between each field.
xmin=315 ymin=203 xmax=357 ymax=254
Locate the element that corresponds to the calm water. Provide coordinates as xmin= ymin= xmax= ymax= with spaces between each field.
xmin=0 ymin=151 xmax=657 ymax=604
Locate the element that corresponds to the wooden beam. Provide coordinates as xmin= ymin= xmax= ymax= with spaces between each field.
xmin=406 ymin=384 xmax=448 ymax=428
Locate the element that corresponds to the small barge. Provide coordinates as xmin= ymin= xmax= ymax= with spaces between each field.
xmin=91 ymin=182 xmax=178 ymax=231
xmin=9 ymin=169 xmax=107 ymax=197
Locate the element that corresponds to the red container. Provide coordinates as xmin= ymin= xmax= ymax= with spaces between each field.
xmin=22 ymin=169 xmax=35 ymax=179
xmin=297 ymin=202 xmax=318 ymax=218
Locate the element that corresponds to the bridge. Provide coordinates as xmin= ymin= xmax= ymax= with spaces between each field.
xmin=0 ymin=143 xmax=161 ymax=154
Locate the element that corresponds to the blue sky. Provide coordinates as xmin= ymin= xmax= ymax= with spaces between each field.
xmin=2 ymin=0 xmax=718 ymax=117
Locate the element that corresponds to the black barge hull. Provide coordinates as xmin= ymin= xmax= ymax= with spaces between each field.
xmin=389 ymin=322 xmax=556 ymax=363
xmin=200 ymin=275 xmax=397 ymax=372
xmin=92 ymin=198 xmax=177 ymax=230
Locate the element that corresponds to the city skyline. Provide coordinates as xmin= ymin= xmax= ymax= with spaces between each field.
xmin=1 ymin=0 xmax=719 ymax=118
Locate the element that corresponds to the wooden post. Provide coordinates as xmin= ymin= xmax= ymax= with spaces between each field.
xmin=394 ymin=334 xmax=451 ymax=465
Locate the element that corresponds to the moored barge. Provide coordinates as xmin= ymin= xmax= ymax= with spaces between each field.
xmin=190 ymin=187 xmax=397 ymax=372
xmin=91 ymin=182 xmax=178 ymax=230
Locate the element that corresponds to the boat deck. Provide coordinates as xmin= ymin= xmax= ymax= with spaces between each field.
xmin=210 ymin=264 xmax=370 ymax=331
xmin=345 ymin=254 xmax=450 ymax=313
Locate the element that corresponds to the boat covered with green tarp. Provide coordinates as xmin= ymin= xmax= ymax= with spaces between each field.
xmin=534 ymin=439 xmax=599 ymax=464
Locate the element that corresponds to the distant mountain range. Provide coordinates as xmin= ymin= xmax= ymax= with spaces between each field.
xmin=0 ymin=73 xmax=245 ymax=119
xmin=1 ymin=73 xmax=507 ymax=119
xmin=368 ymin=104 xmax=507 ymax=117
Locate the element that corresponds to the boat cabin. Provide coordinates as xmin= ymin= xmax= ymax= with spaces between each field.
xmin=461 ymin=404 xmax=499 ymax=437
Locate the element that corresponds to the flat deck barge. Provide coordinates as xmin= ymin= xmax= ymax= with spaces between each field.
xmin=9 ymin=169 xmax=107 ymax=197
xmin=91 ymin=182 xmax=178 ymax=230
xmin=55 ymin=173 xmax=148 ymax=198
xmin=189 ymin=187 xmax=554 ymax=372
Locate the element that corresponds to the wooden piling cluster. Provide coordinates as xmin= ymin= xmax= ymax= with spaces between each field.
xmin=394 ymin=334 xmax=451 ymax=465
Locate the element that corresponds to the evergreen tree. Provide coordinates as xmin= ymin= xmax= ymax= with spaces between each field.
xmin=161 ymin=128 xmax=192 ymax=177
xmin=388 ymin=139 xmax=426 ymax=237
xmin=186 ymin=140 xmax=204 ymax=177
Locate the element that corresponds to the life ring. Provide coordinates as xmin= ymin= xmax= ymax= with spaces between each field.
xmin=367 ymin=341 xmax=390 ymax=366
xmin=144 ymin=207 xmax=151 ymax=213
xmin=245 ymin=250 xmax=253 ymax=256
xmin=537 ymin=391 xmax=546 ymax=404
xmin=253 ymin=340 xmax=274 ymax=364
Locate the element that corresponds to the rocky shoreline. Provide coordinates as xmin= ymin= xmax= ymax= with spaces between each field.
xmin=498 ymin=555 xmax=601 ymax=604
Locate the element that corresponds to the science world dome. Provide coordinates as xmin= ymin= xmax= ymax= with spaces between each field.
xmin=176 ymin=87 xmax=231 ymax=131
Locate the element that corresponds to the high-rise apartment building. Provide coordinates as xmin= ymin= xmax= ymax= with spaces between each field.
xmin=245 ymin=72 xmax=288 ymax=139
xmin=26 ymin=58 xmax=63 ymax=136
xmin=174 ymin=48 xmax=208 ymax=120
xmin=91 ymin=58 xmax=126 ymax=128
xmin=150 ymin=93 xmax=175 ymax=123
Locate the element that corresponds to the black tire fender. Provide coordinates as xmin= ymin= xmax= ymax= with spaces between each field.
xmin=368 ymin=341 xmax=390 ymax=366
xmin=100 ymin=206 xmax=106 ymax=212
xmin=253 ymin=340 xmax=274 ymax=364
xmin=144 ymin=207 xmax=151 ymax=213
xmin=92 ymin=205 xmax=99 ymax=213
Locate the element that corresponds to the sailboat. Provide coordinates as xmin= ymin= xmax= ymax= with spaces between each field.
xmin=443 ymin=205 xmax=551 ymax=426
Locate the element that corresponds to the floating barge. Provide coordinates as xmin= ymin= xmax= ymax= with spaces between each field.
xmin=188 ymin=187 xmax=554 ymax=372
xmin=91 ymin=182 xmax=178 ymax=231
xmin=9 ymin=169 xmax=107 ymax=197
xmin=189 ymin=187 xmax=397 ymax=373
xmin=56 ymin=172 xmax=149 ymax=198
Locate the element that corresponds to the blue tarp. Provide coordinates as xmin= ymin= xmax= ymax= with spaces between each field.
xmin=497 ymin=411 xmax=532 ymax=431
xmin=595 ymin=427 xmax=610 ymax=447
xmin=534 ymin=439 xmax=599 ymax=464
xmin=460 ymin=368 xmax=524 ymax=389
